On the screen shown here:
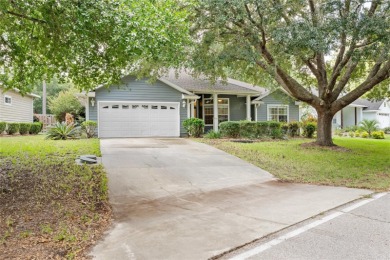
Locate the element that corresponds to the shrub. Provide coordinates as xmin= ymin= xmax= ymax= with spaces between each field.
xmin=288 ymin=121 xmax=299 ymax=137
xmin=81 ymin=120 xmax=98 ymax=138
xmin=361 ymin=131 xmax=369 ymax=138
xmin=304 ymin=122 xmax=316 ymax=138
xmin=281 ymin=123 xmax=289 ymax=135
xmin=183 ymin=118 xmax=204 ymax=137
xmin=354 ymin=131 xmax=360 ymax=137
xmin=46 ymin=122 xmax=79 ymax=140
xmin=48 ymin=89 xmax=84 ymax=121
xmin=0 ymin=122 xmax=6 ymax=134
xmin=256 ymin=121 xmax=269 ymax=136
xmin=269 ymin=121 xmax=282 ymax=130
xmin=19 ymin=123 xmax=32 ymax=135
xmin=239 ymin=121 xmax=257 ymax=138
xmin=29 ymin=123 xmax=42 ymax=135
xmin=348 ymin=131 xmax=355 ymax=137
xmin=33 ymin=115 xmax=40 ymax=122
xmin=204 ymin=130 xmax=221 ymax=139
xmin=6 ymin=123 xmax=20 ymax=135
xmin=219 ymin=121 xmax=240 ymax=138
xmin=270 ymin=128 xmax=283 ymax=139
xmin=372 ymin=131 xmax=385 ymax=139
xmin=359 ymin=119 xmax=379 ymax=137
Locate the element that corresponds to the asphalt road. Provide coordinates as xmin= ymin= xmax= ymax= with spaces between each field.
xmin=224 ymin=193 xmax=390 ymax=260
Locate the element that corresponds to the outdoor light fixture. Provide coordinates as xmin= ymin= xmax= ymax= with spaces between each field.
xmin=90 ymin=98 xmax=95 ymax=107
xmin=182 ymin=100 xmax=186 ymax=108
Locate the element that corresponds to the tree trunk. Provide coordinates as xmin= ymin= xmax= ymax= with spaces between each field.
xmin=316 ymin=110 xmax=335 ymax=146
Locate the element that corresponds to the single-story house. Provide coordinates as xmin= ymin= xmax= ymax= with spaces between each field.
xmin=0 ymin=88 xmax=40 ymax=123
xmin=82 ymin=71 xmax=300 ymax=138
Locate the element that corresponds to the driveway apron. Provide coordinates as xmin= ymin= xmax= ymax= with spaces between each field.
xmin=91 ymin=138 xmax=371 ymax=260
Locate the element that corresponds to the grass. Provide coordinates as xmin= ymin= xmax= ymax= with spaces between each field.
xmin=201 ymin=136 xmax=390 ymax=191
xmin=0 ymin=135 xmax=110 ymax=259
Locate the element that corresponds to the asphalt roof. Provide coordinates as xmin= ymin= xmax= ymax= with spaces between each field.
xmin=351 ymin=98 xmax=384 ymax=110
xmin=160 ymin=70 xmax=268 ymax=95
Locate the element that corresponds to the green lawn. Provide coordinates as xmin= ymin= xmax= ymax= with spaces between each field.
xmin=0 ymin=135 xmax=110 ymax=259
xmin=201 ymin=137 xmax=390 ymax=191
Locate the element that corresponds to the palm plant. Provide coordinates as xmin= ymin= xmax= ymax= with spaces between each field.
xmin=46 ymin=122 xmax=79 ymax=140
xmin=359 ymin=120 xmax=379 ymax=137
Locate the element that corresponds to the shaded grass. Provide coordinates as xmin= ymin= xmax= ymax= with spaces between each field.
xmin=0 ymin=135 xmax=110 ymax=259
xmin=201 ymin=137 xmax=390 ymax=191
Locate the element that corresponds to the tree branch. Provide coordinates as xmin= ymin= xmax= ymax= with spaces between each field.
xmin=6 ymin=10 xmax=47 ymax=24
xmin=332 ymin=60 xmax=390 ymax=112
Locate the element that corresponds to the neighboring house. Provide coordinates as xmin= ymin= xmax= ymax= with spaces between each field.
xmin=0 ymin=88 xmax=40 ymax=123
xmin=353 ymin=99 xmax=390 ymax=129
xmin=83 ymin=71 xmax=300 ymax=138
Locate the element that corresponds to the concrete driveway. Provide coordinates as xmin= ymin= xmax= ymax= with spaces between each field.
xmin=91 ymin=138 xmax=371 ymax=260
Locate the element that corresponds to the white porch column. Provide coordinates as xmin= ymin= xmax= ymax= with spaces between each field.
xmin=254 ymin=105 xmax=258 ymax=122
xmin=190 ymin=101 xmax=195 ymax=118
xmin=213 ymin=93 xmax=218 ymax=131
xmin=86 ymin=97 xmax=90 ymax=121
xmin=246 ymin=95 xmax=251 ymax=121
xmin=186 ymin=99 xmax=190 ymax=118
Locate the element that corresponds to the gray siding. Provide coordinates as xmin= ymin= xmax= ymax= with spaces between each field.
xmin=0 ymin=89 xmax=34 ymax=123
xmin=89 ymin=76 xmax=188 ymax=135
xmin=256 ymin=90 xmax=299 ymax=122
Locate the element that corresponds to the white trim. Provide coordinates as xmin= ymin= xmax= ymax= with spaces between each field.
xmin=267 ymin=104 xmax=289 ymax=122
xmin=4 ymin=95 xmax=12 ymax=105
xmin=254 ymin=105 xmax=258 ymax=122
xmin=193 ymin=90 xmax=260 ymax=95
xmin=182 ymin=94 xmax=200 ymax=100
xmin=186 ymin=99 xmax=190 ymax=118
xmin=158 ymin=78 xmax=194 ymax=95
xmin=254 ymin=88 xmax=291 ymax=101
xmin=97 ymin=100 xmax=180 ymax=138
xmin=213 ymin=93 xmax=219 ymax=131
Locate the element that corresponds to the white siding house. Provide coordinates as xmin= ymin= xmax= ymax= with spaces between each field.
xmin=0 ymin=89 xmax=40 ymax=123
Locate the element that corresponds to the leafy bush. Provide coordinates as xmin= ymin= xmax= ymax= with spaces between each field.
xmin=219 ymin=121 xmax=240 ymax=138
xmin=288 ymin=121 xmax=299 ymax=137
xmin=6 ymin=123 xmax=19 ymax=135
xmin=281 ymin=123 xmax=289 ymax=135
xmin=359 ymin=119 xmax=379 ymax=137
xmin=46 ymin=122 xmax=79 ymax=140
xmin=270 ymin=128 xmax=283 ymax=139
xmin=204 ymin=130 xmax=221 ymax=139
xmin=0 ymin=122 xmax=6 ymax=133
xmin=383 ymin=127 xmax=390 ymax=134
xmin=372 ymin=131 xmax=385 ymax=139
xmin=256 ymin=121 xmax=269 ymax=136
xmin=304 ymin=122 xmax=316 ymax=138
xmin=81 ymin=120 xmax=98 ymax=138
xmin=345 ymin=125 xmax=359 ymax=132
xmin=268 ymin=121 xmax=282 ymax=130
xmin=361 ymin=131 xmax=369 ymax=138
xmin=348 ymin=131 xmax=355 ymax=137
xmin=48 ymin=89 xmax=84 ymax=122
xmin=29 ymin=122 xmax=42 ymax=135
xmin=19 ymin=123 xmax=32 ymax=135
xmin=33 ymin=115 xmax=40 ymax=122
xmin=239 ymin=121 xmax=257 ymax=138
xmin=354 ymin=131 xmax=360 ymax=137
xmin=183 ymin=118 xmax=204 ymax=137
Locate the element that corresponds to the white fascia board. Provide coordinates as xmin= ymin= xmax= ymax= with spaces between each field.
xmin=253 ymin=88 xmax=291 ymax=101
xmin=158 ymin=78 xmax=194 ymax=95
xmin=182 ymin=94 xmax=200 ymax=100
xmin=251 ymin=100 xmax=264 ymax=105
xmin=10 ymin=88 xmax=40 ymax=98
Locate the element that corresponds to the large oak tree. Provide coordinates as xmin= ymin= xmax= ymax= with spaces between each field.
xmin=190 ymin=0 xmax=390 ymax=146
xmin=0 ymin=0 xmax=189 ymax=94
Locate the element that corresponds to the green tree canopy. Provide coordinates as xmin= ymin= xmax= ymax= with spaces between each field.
xmin=48 ymin=88 xmax=83 ymax=121
xmin=0 ymin=0 xmax=190 ymax=94
xmin=190 ymin=0 xmax=390 ymax=146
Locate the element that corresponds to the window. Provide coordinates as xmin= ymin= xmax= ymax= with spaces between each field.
xmin=332 ymin=118 xmax=337 ymax=124
xmin=102 ymin=105 xmax=109 ymax=109
xmin=112 ymin=105 xmax=119 ymax=109
xmin=203 ymin=98 xmax=229 ymax=125
xmin=268 ymin=105 xmax=288 ymax=122
xmin=142 ymin=105 xmax=149 ymax=109
xmin=4 ymin=95 xmax=12 ymax=105
xmin=151 ymin=105 xmax=158 ymax=109
xmin=132 ymin=105 xmax=139 ymax=109
xmin=161 ymin=106 xmax=167 ymax=109
xmin=122 ymin=105 xmax=129 ymax=109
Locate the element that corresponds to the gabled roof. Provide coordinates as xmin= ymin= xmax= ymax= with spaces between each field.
xmin=0 ymin=87 xmax=40 ymax=98
xmin=351 ymin=99 xmax=384 ymax=111
xmin=160 ymin=70 xmax=267 ymax=95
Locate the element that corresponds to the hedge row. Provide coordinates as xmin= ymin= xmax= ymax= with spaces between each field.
xmin=219 ymin=121 xmax=284 ymax=139
xmin=0 ymin=122 xmax=43 ymax=135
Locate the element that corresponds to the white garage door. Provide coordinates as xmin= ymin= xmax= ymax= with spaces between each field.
xmin=98 ymin=101 xmax=180 ymax=138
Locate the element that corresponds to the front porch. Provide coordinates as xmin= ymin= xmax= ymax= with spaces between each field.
xmin=184 ymin=93 xmax=258 ymax=132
